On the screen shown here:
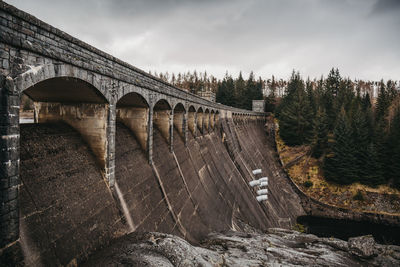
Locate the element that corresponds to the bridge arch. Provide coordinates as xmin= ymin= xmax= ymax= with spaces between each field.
xmin=15 ymin=63 xmax=111 ymax=102
xmin=19 ymin=74 xmax=111 ymax=171
xmin=152 ymin=99 xmax=172 ymax=146
xmin=173 ymin=103 xmax=186 ymax=142
xmin=116 ymin=92 xmax=150 ymax=152
xmin=23 ymin=77 xmax=107 ymax=104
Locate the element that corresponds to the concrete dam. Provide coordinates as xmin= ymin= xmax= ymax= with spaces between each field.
xmin=16 ymin=118 xmax=304 ymax=266
xmin=0 ymin=2 xmax=306 ymax=265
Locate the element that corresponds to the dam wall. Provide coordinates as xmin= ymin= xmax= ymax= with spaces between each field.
xmin=8 ymin=118 xmax=305 ymax=266
xmin=0 ymin=2 xmax=305 ymax=266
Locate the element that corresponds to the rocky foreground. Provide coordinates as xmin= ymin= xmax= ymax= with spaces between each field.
xmin=83 ymin=228 xmax=400 ymax=266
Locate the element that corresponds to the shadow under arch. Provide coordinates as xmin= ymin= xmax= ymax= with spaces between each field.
xmin=153 ymin=99 xmax=172 ymax=145
xmin=188 ymin=106 xmax=197 ymax=136
xmin=116 ymin=92 xmax=150 ymax=151
xmin=21 ymin=76 xmax=110 ymax=169
xmin=197 ymin=107 xmax=204 ymax=134
xmin=23 ymin=76 xmax=107 ymax=104
xmin=210 ymin=110 xmax=215 ymax=129
xmin=215 ymin=110 xmax=220 ymax=127
xmin=173 ymin=103 xmax=186 ymax=140
xmin=204 ymin=108 xmax=210 ymax=133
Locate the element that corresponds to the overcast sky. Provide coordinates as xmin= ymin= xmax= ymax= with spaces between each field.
xmin=6 ymin=0 xmax=400 ymax=81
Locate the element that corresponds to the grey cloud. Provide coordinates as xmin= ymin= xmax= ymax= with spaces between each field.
xmin=5 ymin=0 xmax=400 ymax=81
xmin=372 ymin=0 xmax=400 ymax=14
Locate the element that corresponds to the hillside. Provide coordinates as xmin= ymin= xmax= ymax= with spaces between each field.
xmin=275 ymin=121 xmax=400 ymax=215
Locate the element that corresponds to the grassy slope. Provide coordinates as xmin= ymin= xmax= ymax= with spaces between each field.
xmin=275 ymin=121 xmax=400 ymax=215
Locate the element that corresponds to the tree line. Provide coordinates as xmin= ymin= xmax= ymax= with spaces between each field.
xmin=152 ymin=70 xmax=264 ymax=110
xmin=275 ymin=69 xmax=400 ymax=188
xmin=151 ymin=70 xmax=219 ymax=95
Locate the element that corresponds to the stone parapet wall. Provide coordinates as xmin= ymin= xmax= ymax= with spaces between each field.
xmin=0 ymin=2 xmax=263 ymax=114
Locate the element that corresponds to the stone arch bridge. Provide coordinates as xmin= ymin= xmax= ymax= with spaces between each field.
xmin=0 ymin=2 xmax=283 ymax=264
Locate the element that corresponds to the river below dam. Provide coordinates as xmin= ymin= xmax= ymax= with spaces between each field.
xmin=298 ymin=215 xmax=400 ymax=246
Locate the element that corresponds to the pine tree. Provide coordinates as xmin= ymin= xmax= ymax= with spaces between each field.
xmin=235 ymin=72 xmax=246 ymax=109
xmin=265 ymin=76 xmax=277 ymax=112
xmin=376 ymin=80 xmax=388 ymax=122
xmin=337 ymin=79 xmax=355 ymax=114
xmin=244 ymin=71 xmax=257 ymax=110
xmin=351 ymin=107 xmax=370 ymax=183
xmin=386 ymin=106 xmax=400 ymax=188
xmin=306 ymin=77 xmax=316 ymax=115
xmin=324 ymin=68 xmax=342 ymax=130
xmin=362 ymin=143 xmax=384 ymax=186
xmin=311 ymin=108 xmax=329 ymax=158
xmin=279 ymin=72 xmax=313 ymax=145
xmin=323 ymin=109 xmax=357 ymax=184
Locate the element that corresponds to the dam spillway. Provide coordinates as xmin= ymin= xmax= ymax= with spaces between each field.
xmin=15 ymin=118 xmax=304 ymax=266
xmin=19 ymin=123 xmax=123 ymax=266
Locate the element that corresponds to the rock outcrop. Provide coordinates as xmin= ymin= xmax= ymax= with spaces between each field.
xmin=83 ymin=229 xmax=400 ymax=266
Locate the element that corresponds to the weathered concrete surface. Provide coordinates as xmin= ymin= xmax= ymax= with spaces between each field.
xmin=224 ymin=118 xmax=305 ymax=228
xmin=187 ymin=108 xmax=196 ymax=136
xmin=197 ymin=110 xmax=204 ymax=134
xmin=153 ymin=103 xmax=171 ymax=146
xmin=18 ymin=123 xmax=123 ymax=267
xmin=117 ymin=107 xmax=148 ymax=151
xmin=172 ymin=106 xmax=185 ymax=141
xmin=203 ymin=110 xmax=210 ymax=133
xmin=113 ymin=117 xmax=305 ymax=245
xmin=115 ymin=122 xmax=177 ymax=235
xmin=35 ymin=102 xmax=109 ymax=168
xmin=82 ymin=229 xmax=400 ymax=266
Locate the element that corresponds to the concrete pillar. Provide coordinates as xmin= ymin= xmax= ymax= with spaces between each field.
xmin=183 ymin=112 xmax=188 ymax=146
xmin=0 ymin=75 xmax=20 ymax=249
xmin=106 ymin=104 xmax=116 ymax=187
xmin=147 ymin=109 xmax=153 ymax=164
xmin=169 ymin=111 xmax=173 ymax=152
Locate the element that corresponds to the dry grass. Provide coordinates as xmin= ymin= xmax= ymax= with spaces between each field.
xmin=275 ymin=120 xmax=400 ymax=215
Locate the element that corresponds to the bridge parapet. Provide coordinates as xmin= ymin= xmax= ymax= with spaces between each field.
xmin=0 ymin=2 xmax=265 ymax=116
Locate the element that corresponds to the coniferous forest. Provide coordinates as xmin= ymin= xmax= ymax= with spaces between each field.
xmin=154 ymin=68 xmax=400 ymax=189
xmin=275 ymin=69 xmax=400 ymax=188
xmin=152 ymin=70 xmax=264 ymax=110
